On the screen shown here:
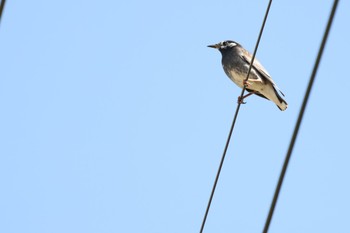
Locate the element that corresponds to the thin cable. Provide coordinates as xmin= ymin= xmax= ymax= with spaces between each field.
xmin=0 ymin=0 xmax=6 ymax=24
xmin=199 ymin=1 xmax=273 ymax=233
xmin=262 ymin=1 xmax=339 ymax=233
xmin=239 ymin=0 xmax=273 ymax=99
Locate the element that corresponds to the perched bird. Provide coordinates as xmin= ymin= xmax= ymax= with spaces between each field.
xmin=208 ymin=40 xmax=288 ymax=111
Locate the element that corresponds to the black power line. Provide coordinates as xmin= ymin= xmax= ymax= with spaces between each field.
xmin=199 ymin=1 xmax=273 ymax=232
xmin=0 ymin=0 xmax=6 ymax=24
xmin=262 ymin=1 xmax=339 ymax=233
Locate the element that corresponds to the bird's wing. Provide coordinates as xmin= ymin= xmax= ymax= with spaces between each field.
xmin=240 ymin=49 xmax=285 ymax=97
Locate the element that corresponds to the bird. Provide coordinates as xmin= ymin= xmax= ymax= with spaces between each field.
xmin=208 ymin=40 xmax=288 ymax=111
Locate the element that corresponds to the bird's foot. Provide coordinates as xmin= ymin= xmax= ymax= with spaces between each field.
xmin=237 ymin=92 xmax=255 ymax=105
xmin=237 ymin=96 xmax=246 ymax=104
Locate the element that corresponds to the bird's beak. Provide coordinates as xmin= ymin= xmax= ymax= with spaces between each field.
xmin=207 ymin=43 xmax=220 ymax=49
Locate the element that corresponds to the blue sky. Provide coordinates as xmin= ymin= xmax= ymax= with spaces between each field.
xmin=1 ymin=1 xmax=349 ymax=233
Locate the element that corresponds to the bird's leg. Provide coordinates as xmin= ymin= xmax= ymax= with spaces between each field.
xmin=237 ymin=92 xmax=255 ymax=104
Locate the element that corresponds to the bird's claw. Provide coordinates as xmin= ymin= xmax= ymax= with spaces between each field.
xmin=237 ymin=96 xmax=246 ymax=104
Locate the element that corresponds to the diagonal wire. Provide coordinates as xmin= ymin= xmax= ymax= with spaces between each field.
xmin=0 ymin=0 xmax=6 ymax=24
xmin=199 ymin=1 xmax=273 ymax=233
xmin=262 ymin=1 xmax=339 ymax=233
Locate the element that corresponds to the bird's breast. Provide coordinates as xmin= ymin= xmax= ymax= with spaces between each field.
xmin=222 ymin=65 xmax=246 ymax=88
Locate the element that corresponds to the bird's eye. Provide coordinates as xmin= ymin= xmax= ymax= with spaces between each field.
xmin=222 ymin=41 xmax=227 ymax=46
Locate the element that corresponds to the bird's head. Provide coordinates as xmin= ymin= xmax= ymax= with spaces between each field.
xmin=207 ymin=40 xmax=240 ymax=52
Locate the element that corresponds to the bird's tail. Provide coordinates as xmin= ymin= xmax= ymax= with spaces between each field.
xmin=273 ymin=87 xmax=288 ymax=111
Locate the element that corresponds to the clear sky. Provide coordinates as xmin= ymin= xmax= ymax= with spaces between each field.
xmin=1 ymin=1 xmax=349 ymax=233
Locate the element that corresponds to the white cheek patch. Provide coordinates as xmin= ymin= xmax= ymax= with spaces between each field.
xmin=220 ymin=41 xmax=237 ymax=49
